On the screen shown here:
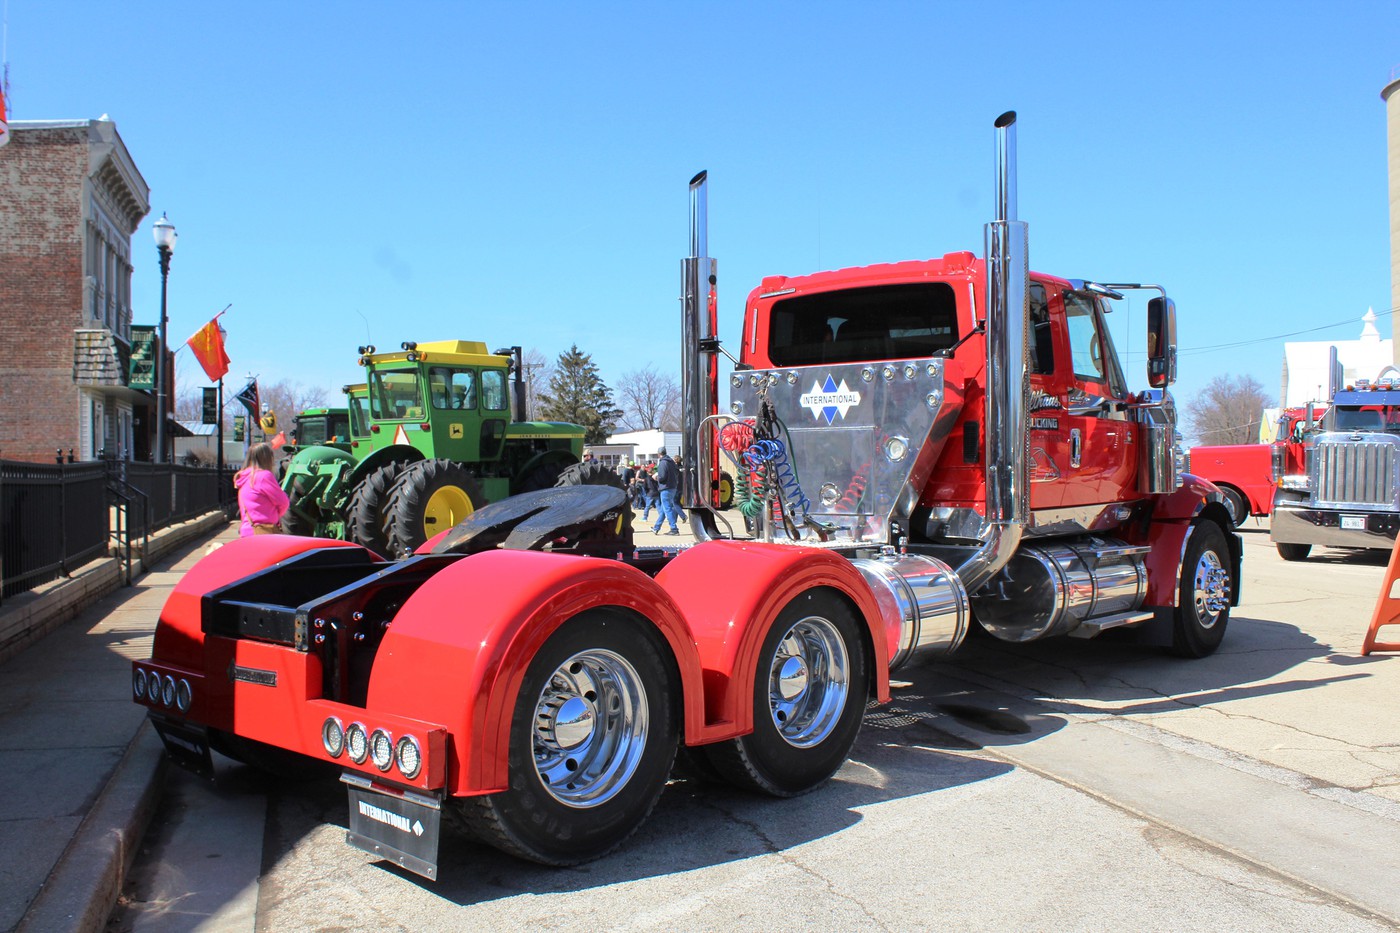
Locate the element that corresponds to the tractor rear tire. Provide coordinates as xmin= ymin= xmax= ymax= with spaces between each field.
xmin=697 ymin=588 xmax=869 ymax=797
xmin=281 ymin=475 xmax=317 ymax=536
xmin=346 ymin=461 xmax=410 ymax=557
xmin=385 ymin=459 xmax=485 ymax=557
xmin=554 ymin=460 xmax=626 ymax=490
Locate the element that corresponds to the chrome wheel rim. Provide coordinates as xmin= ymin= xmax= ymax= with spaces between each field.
xmin=1193 ymin=549 xmax=1230 ymax=628
xmin=532 ymin=649 xmax=647 ymax=808
xmin=768 ymin=615 xmax=849 ymax=748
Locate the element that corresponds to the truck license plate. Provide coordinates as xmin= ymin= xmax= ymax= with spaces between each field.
xmin=1341 ymin=514 xmax=1365 ymax=530
xmin=343 ymin=773 xmax=442 ymax=880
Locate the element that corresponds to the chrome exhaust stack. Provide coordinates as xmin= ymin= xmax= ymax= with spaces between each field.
xmin=955 ymin=110 xmax=1030 ymax=594
xmin=681 ymin=171 xmax=721 ymax=539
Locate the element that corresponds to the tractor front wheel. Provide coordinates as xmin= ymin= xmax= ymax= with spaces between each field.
xmin=385 ymin=459 xmax=485 ymax=557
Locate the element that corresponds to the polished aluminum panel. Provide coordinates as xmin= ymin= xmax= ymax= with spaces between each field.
xmin=729 ymin=361 xmax=957 ymax=545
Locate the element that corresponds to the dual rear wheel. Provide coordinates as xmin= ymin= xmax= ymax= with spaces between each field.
xmin=455 ymin=589 xmax=870 ymax=865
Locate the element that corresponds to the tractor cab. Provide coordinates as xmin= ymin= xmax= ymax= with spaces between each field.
xmin=361 ymin=341 xmax=514 ymax=464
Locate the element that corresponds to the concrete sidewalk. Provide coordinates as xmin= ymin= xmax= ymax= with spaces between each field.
xmin=4 ymin=519 xmax=238 ymax=933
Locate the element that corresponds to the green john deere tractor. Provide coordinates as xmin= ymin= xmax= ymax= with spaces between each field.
xmin=281 ymin=342 xmax=592 ymax=557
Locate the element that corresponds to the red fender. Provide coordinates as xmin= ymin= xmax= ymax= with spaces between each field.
xmin=1153 ymin=473 xmax=1223 ymax=522
xmin=152 ymin=535 xmax=371 ymax=670
xmin=655 ymin=540 xmax=890 ymax=739
xmin=364 ymin=550 xmax=707 ymax=796
xmin=1127 ymin=475 xmax=1231 ymax=607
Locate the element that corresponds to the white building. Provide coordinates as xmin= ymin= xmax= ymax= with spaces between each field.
xmin=586 ymin=429 xmax=683 ymax=469
xmin=1280 ymin=308 xmax=1394 ymax=407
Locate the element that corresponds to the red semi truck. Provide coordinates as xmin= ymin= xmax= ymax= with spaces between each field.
xmin=133 ymin=113 xmax=1239 ymax=879
xmin=1185 ymin=406 xmax=1324 ymax=527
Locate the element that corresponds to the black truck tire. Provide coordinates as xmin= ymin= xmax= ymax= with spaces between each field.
xmin=697 ymin=588 xmax=869 ymax=797
xmin=1276 ymin=542 xmax=1312 ymax=562
xmin=345 ymin=461 xmax=409 ymax=557
xmin=449 ymin=610 xmax=679 ymax=865
xmin=384 ymin=459 xmax=485 ymax=557
xmin=1219 ymin=487 xmax=1248 ymax=529
xmin=1168 ymin=521 xmax=1233 ymax=658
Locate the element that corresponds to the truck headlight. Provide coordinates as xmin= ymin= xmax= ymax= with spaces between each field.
xmin=1280 ymin=475 xmax=1311 ymax=492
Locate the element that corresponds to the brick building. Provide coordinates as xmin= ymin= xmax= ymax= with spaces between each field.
xmin=0 ymin=118 xmax=161 ymax=463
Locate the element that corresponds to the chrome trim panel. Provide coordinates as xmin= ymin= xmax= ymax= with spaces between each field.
xmin=1270 ymin=504 xmax=1400 ymax=550
xmin=1311 ymin=434 xmax=1400 ymax=509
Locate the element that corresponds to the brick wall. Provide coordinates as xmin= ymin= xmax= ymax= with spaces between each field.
xmin=0 ymin=126 xmax=88 ymax=462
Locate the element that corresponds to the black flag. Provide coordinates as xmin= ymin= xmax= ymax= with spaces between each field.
xmin=234 ymin=379 xmax=259 ymax=420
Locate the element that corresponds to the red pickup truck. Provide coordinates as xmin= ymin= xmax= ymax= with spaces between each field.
xmin=1186 ymin=406 xmax=1323 ymax=527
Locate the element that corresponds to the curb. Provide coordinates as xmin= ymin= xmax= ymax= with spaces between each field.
xmin=18 ymin=721 xmax=168 ymax=933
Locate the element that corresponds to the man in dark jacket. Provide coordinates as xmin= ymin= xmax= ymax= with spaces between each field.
xmin=652 ymin=448 xmax=681 ymax=535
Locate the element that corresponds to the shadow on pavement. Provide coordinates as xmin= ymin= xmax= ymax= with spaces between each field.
xmin=254 ymin=725 xmax=1013 ymax=904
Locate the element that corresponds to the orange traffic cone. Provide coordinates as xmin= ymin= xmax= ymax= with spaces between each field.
xmin=1362 ymin=537 xmax=1400 ymax=655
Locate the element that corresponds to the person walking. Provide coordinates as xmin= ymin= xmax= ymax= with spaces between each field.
xmin=235 ymin=442 xmax=290 ymax=537
xmin=652 ymin=447 xmax=682 ymax=536
xmin=640 ymin=465 xmax=659 ymax=520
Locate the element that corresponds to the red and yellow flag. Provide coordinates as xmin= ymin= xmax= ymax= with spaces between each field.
xmin=0 ymin=82 xmax=9 ymax=149
xmin=186 ymin=315 xmax=230 ymax=382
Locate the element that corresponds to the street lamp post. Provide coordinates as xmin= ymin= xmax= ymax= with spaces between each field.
xmin=152 ymin=213 xmax=177 ymax=463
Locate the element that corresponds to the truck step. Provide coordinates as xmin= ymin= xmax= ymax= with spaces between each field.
xmin=1068 ymin=610 xmax=1155 ymax=638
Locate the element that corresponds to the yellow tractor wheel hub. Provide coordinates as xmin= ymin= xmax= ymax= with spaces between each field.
xmin=424 ymin=485 xmax=474 ymax=532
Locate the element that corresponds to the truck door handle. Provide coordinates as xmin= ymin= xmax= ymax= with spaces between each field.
xmin=1071 ymin=428 xmax=1082 ymax=468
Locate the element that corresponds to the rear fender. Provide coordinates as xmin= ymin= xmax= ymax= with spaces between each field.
xmin=364 ymin=550 xmax=707 ymax=796
xmin=151 ymin=536 xmax=372 ymax=670
xmin=655 ymin=540 xmax=890 ymax=737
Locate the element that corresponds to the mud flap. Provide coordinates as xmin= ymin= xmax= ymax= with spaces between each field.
xmin=150 ymin=714 xmax=214 ymax=778
xmin=342 ymin=771 xmax=442 ymax=881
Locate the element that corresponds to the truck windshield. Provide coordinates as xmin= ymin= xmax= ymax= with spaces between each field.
xmin=1333 ymin=406 xmax=1400 ymax=432
xmin=370 ymin=370 xmax=425 ymax=421
xmin=766 ymin=283 xmax=959 ymax=366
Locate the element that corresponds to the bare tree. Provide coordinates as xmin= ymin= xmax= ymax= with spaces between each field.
xmin=615 ymin=365 xmax=682 ymax=431
xmin=523 ymin=348 xmax=552 ymax=421
xmin=174 ymin=379 xmax=330 ymax=437
xmin=1185 ymin=374 xmax=1272 ymax=445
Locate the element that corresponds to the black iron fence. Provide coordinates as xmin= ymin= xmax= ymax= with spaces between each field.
xmin=0 ymin=459 xmax=233 ymax=600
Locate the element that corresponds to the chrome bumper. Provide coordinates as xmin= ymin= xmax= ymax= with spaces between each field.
xmin=1270 ymin=505 xmax=1400 ymax=550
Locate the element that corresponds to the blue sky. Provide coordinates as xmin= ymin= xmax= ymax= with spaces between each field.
xmin=7 ymin=1 xmax=1399 ymax=433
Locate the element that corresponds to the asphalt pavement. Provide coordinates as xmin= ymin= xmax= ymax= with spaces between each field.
xmin=10 ymin=510 xmax=1400 ymax=930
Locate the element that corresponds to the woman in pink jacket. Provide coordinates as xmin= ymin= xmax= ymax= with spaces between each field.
xmin=234 ymin=443 xmax=290 ymax=536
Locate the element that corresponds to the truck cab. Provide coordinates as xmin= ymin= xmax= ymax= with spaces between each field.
xmin=733 ymin=258 xmax=1174 ymax=545
xmin=1272 ymin=380 xmax=1400 ymax=560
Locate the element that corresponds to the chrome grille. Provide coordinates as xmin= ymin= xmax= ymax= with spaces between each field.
xmin=1312 ymin=438 xmax=1400 ymax=508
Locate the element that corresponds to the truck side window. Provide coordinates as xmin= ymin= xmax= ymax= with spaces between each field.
xmin=481 ymin=370 xmax=508 ymax=411
xmin=1029 ymin=283 xmax=1053 ymax=375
